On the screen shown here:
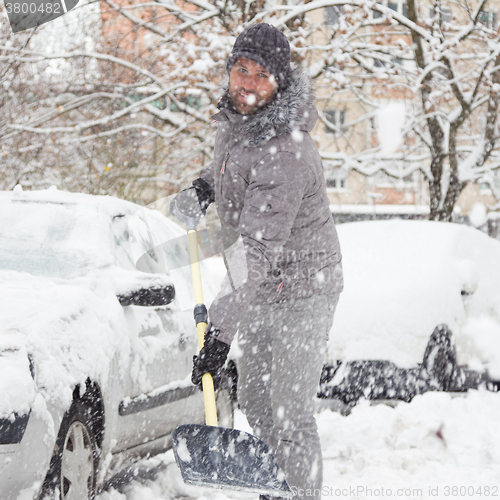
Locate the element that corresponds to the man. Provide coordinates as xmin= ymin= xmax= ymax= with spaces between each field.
xmin=189 ymin=23 xmax=343 ymax=499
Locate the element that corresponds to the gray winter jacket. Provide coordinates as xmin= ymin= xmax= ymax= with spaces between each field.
xmin=199 ymin=68 xmax=343 ymax=345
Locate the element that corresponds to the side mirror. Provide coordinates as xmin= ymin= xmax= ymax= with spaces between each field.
xmin=117 ymin=283 xmax=175 ymax=307
xmin=110 ymin=267 xmax=176 ymax=307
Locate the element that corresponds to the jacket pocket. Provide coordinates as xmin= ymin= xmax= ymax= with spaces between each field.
xmin=241 ymin=193 xmax=293 ymax=243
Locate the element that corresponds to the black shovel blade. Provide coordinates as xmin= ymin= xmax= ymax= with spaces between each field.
xmin=5 ymin=0 xmax=79 ymax=33
xmin=172 ymin=424 xmax=292 ymax=497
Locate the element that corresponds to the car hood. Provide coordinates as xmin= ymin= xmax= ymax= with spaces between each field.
xmin=0 ymin=269 xmax=132 ymax=416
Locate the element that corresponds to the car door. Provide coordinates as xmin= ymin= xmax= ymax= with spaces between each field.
xmin=108 ymin=210 xmax=204 ymax=453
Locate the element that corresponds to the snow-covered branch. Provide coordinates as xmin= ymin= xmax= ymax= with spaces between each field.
xmin=5 ymin=84 xmax=187 ymax=135
xmin=0 ymin=45 xmax=165 ymax=87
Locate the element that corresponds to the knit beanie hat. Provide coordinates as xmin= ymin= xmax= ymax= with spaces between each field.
xmin=226 ymin=24 xmax=292 ymax=89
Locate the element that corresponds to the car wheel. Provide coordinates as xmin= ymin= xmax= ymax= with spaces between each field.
xmin=41 ymin=400 xmax=99 ymax=500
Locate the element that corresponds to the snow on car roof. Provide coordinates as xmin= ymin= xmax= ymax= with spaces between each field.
xmin=0 ymin=187 xmax=142 ymax=277
xmin=331 ymin=220 xmax=500 ymax=377
xmin=0 ymin=185 xmax=138 ymax=211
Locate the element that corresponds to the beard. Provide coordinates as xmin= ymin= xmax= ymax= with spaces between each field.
xmin=228 ymin=85 xmax=277 ymax=115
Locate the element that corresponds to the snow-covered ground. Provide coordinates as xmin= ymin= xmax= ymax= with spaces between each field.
xmin=97 ymin=391 xmax=500 ymax=500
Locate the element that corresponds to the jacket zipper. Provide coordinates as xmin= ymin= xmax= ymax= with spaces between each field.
xmin=221 ymin=151 xmax=229 ymax=174
xmin=219 ymin=151 xmax=237 ymax=292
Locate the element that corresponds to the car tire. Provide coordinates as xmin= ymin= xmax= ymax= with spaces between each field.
xmin=40 ymin=400 xmax=99 ymax=500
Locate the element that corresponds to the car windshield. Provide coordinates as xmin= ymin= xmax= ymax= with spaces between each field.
xmin=0 ymin=200 xmax=107 ymax=278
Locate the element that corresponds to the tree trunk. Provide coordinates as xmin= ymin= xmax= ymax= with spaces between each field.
xmin=428 ymin=154 xmax=445 ymax=221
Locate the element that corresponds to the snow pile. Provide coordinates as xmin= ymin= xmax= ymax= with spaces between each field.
xmin=331 ymin=220 xmax=500 ymax=374
xmin=320 ymin=391 xmax=500 ymax=494
xmin=95 ymin=391 xmax=500 ymax=499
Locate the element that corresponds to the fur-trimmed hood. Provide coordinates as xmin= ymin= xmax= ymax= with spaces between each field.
xmin=216 ymin=67 xmax=318 ymax=147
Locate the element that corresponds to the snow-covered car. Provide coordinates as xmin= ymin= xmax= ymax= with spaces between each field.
xmin=0 ymin=188 xmax=232 ymax=500
xmin=321 ymin=219 xmax=500 ymax=405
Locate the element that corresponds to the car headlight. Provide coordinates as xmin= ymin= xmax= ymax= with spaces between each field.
xmin=0 ymin=412 xmax=30 ymax=445
xmin=0 ymin=346 xmax=35 ymax=445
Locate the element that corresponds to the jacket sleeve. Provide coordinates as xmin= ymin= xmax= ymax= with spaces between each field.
xmin=208 ymin=151 xmax=311 ymax=345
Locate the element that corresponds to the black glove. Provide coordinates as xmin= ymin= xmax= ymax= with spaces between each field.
xmin=192 ymin=325 xmax=230 ymax=391
xmin=192 ymin=178 xmax=215 ymax=215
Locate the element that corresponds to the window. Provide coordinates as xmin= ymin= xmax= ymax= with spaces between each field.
xmin=124 ymin=212 xmax=165 ymax=274
xmin=430 ymin=6 xmax=452 ymax=23
xmin=325 ymin=109 xmax=346 ymax=134
xmin=374 ymin=0 xmax=408 ymax=18
xmin=388 ymin=1 xmax=407 ymax=16
xmin=324 ymin=6 xmax=343 ymax=26
xmin=325 ymin=166 xmax=348 ymax=190
xmin=478 ymin=10 xmax=497 ymax=28
xmin=326 ymin=178 xmax=347 ymax=189
xmin=373 ymin=56 xmax=404 ymax=69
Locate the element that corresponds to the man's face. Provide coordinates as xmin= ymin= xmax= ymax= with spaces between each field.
xmin=228 ymin=58 xmax=278 ymax=115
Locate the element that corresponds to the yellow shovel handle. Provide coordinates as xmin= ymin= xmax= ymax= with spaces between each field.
xmin=188 ymin=230 xmax=218 ymax=427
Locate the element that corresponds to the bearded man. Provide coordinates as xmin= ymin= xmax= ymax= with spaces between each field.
xmin=189 ymin=23 xmax=343 ymax=500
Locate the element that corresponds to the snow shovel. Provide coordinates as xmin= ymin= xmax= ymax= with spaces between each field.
xmin=169 ymin=190 xmax=292 ymax=497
